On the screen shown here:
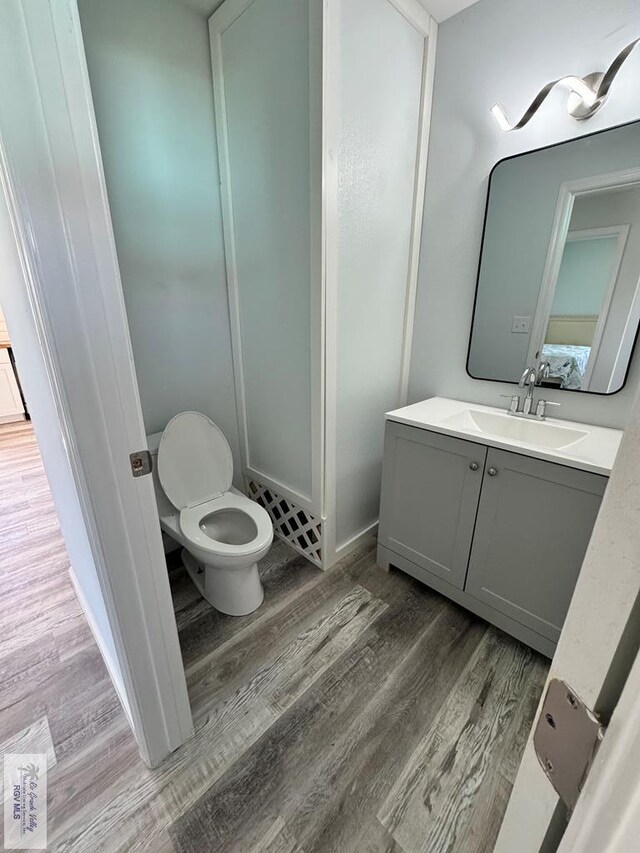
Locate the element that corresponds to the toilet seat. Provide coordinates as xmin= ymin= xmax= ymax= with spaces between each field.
xmin=179 ymin=492 xmax=272 ymax=558
xmin=158 ymin=411 xmax=272 ymax=562
xmin=158 ymin=411 xmax=233 ymax=510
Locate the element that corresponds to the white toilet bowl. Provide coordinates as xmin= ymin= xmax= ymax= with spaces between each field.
xmin=150 ymin=412 xmax=273 ymax=616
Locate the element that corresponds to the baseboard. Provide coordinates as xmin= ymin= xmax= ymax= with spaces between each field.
xmin=68 ymin=568 xmax=135 ymax=732
xmin=334 ymin=520 xmax=379 ymax=561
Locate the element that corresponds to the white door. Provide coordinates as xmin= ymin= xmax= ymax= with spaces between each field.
xmin=558 ymin=639 xmax=640 ymax=852
xmin=0 ymin=0 xmax=193 ymax=767
xmin=495 ymin=385 xmax=640 ymax=850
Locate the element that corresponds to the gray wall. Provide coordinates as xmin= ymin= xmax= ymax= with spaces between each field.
xmin=409 ymin=0 xmax=640 ymax=428
xmin=78 ymin=0 xmax=241 ymax=473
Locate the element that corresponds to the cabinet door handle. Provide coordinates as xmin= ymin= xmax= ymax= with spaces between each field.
xmin=469 ymin=461 xmax=479 ymax=471
xmin=487 ymin=467 xmax=498 ymax=477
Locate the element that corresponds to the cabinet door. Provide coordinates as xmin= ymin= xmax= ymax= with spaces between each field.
xmin=378 ymin=422 xmax=487 ymax=588
xmin=466 ymin=448 xmax=606 ymax=642
xmin=0 ymin=349 xmax=24 ymax=417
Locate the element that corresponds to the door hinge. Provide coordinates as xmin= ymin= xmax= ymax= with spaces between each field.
xmin=129 ymin=449 xmax=153 ymax=478
xmin=533 ymin=678 xmax=606 ymax=812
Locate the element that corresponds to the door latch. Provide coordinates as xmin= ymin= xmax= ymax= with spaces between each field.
xmin=533 ymin=678 xmax=605 ymax=812
xmin=129 ymin=449 xmax=153 ymax=478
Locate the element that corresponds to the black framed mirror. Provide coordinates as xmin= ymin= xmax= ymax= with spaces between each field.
xmin=467 ymin=120 xmax=640 ymax=394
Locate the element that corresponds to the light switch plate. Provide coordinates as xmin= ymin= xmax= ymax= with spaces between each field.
xmin=512 ymin=315 xmax=532 ymax=333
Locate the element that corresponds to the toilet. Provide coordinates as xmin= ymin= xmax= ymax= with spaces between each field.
xmin=148 ymin=412 xmax=273 ymax=616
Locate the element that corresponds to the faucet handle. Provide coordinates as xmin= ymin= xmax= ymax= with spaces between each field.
xmin=500 ymin=393 xmax=520 ymax=414
xmin=535 ymin=400 xmax=561 ymax=419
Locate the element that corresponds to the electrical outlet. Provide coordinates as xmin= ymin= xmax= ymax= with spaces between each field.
xmin=512 ymin=315 xmax=532 ymax=334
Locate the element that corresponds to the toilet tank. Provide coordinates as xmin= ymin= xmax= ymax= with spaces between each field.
xmin=147 ymin=431 xmax=178 ymax=521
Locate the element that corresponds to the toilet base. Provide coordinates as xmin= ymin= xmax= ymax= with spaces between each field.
xmin=182 ymin=549 xmax=264 ymax=616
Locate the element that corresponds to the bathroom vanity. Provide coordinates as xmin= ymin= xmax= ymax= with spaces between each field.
xmin=378 ymin=398 xmax=622 ymax=657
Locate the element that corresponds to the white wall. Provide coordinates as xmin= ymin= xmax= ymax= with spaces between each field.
xmin=218 ymin=0 xmax=313 ymax=500
xmin=78 ymin=0 xmax=240 ymax=475
xmin=495 ymin=372 xmax=640 ymax=852
xmin=334 ymin=0 xmax=426 ymax=547
xmin=409 ymin=0 xmax=640 ymax=427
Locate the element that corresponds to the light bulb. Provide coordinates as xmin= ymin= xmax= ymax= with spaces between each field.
xmin=490 ymin=104 xmax=512 ymax=132
xmin=563 ymin=76 xmax=598 ymax=107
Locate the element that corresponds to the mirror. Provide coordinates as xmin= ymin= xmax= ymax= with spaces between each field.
xmin=468 ymin=121 xmax=640 ymax=394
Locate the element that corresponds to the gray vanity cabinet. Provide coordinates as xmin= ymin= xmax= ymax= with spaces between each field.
xmin=465 ymin=448 xmax=607 ymax=644
xmin=378 ymin=421 xmax=607 ymax=656
xmin=378 ymin=421 xmax=487 ymax=589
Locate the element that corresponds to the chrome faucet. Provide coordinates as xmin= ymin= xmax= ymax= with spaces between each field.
xmin=537 ymin=360 xmax=551 ymax=384
xmin=503 ymin=363 xmax=560 ymax=420
xmin=519 ymin=366 xmax=537 ymax=415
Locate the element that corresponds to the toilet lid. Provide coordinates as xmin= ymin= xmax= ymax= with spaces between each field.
xmin=158 ymin=412 xmax=233 ymax=510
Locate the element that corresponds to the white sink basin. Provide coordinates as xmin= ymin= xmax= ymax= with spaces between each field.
xmin=385 ymin=397 xmax=623 ymax=475
xmin=440 ymin=409 xmax=588 ymax=451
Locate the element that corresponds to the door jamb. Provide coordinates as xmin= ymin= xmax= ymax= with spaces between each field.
xmin=527 ymin=168 xmax=640 ymax=373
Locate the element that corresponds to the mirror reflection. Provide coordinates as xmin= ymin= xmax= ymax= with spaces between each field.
xmin=468 ymin=121 xmax=640 ymax=394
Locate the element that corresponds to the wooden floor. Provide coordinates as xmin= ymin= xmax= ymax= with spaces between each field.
xmin=0 ymin=421 xmax=549 ymax=852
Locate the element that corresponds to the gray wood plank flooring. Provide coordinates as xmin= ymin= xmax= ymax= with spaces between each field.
xmin=0 ymin=422 xmax=549 ymax=852
xmin=0 ymin=422 xmax=137 ymax=849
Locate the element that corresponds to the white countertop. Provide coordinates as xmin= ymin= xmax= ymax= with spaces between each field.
xmin=386 ymin=397 xmax=623 ymax=476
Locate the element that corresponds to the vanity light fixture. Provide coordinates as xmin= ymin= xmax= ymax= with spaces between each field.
xmin=491 ymin=37 xmax=639 ymax=131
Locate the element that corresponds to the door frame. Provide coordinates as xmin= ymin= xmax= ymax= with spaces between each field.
xmin=559 ymin=226 xmax=630 ymax=390
xmin=527 ymin=168 xmax=640 ymax=374
xmin=0 ymin=0 xmax=193 ymax=767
